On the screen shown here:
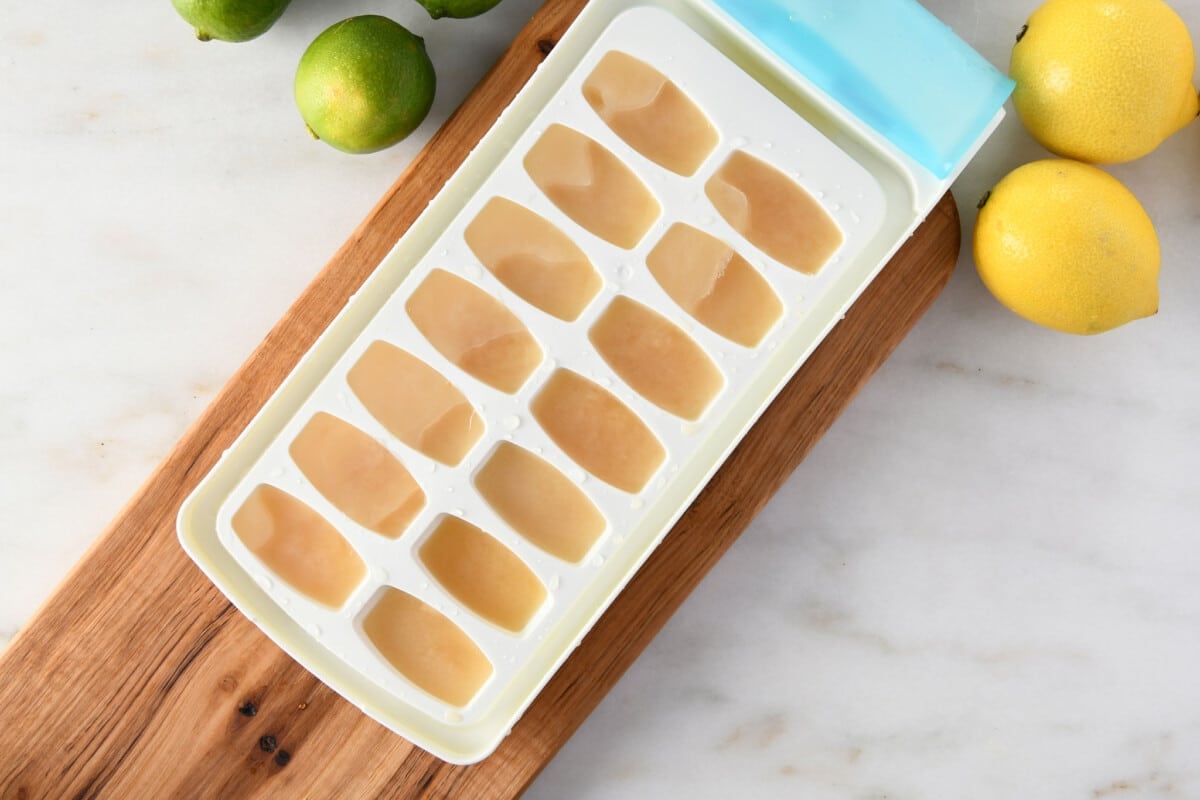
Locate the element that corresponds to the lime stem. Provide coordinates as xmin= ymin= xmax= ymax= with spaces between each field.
xmin=1015 ymin=24 xmax=1027 ymax=43
xmin=304 ymin=123 xmax=320 ymax=141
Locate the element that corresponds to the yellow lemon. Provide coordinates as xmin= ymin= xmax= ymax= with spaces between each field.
xmin=974 ymin=160 xmax=1159 ymax=335
xmin=1011 ymin=0 xmax=1199 ymax=163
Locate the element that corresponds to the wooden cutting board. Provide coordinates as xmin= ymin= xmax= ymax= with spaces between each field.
xmin=0 ymin=2 xmax=960 ymax=797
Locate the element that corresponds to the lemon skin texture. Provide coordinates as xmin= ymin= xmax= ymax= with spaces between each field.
xmin=1011 ymin=0 xmax=1199 ymax=164
xmin=415 ymin=0 xmax=505 ymax=19
xmin=295 ymin=16 xmax=437 ymax=155
xmin=172 ymin=0 xmax=291 ymax=42
xmin=974 ymin=160 xmax=1160 ymax=335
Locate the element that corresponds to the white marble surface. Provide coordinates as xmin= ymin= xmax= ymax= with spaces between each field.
xmin=3 ymin=1 xmax=1198 ymax=796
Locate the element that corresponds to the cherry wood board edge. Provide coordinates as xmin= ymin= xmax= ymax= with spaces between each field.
xmin=0 ymin=1 xmax=962 ymax=796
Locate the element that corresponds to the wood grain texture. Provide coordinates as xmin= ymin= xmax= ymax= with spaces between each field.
xmin=0 ymin=0 xmax=961 ymax=796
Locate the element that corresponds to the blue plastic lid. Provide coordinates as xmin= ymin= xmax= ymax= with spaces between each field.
xmin=711 ymin=0 xmax=1015 ymax=179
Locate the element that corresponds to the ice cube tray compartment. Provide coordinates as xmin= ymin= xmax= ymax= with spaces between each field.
xmin=463 ymin=197 xmax=602 ymax=322
xmin=406 ymin=269 xmax=544 ymax=395
xmin=473 ymin=441 xmax=608 ymax=564
xmin=524 ymin=124 xmax=663 ymax=250
xmin=183 ymin=4 xmax=917 ymax=763
xmin=289 ymin=412 xmax=427 ymax=540
xmin=587 ymin=296 xmax=725 ymax=422
xmin=645 ymin=222 xmax=786 ymax=348
xmin=346 ymin=341 xmax=484 ymax=467
xmin=582 ymin=50 xmax=720 ymax=177
xmin=417 ymin=515 xmax=550 ymax=634
xmin=230 ymin=484 xmax=367 ymax=610
xmin=361 ymin=587 xmax=494 ymax=709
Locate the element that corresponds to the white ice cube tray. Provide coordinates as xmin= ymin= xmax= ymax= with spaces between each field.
xmin=179 ymin=1 xmax=1004 ymax=764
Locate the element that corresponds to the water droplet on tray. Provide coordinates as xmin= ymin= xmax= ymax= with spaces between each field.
xmin=617 ymin=265 xmax=634 ymax=282
xmin=503 ymin=415 xmax=521 ymax=431
xmin=631 ymin=498 xmax=645 ymax=510
xmin=255 ymin=574 xmax=273 ymax=590
xmin=465 ymin=263 xmax=483 ymax=280
xmin=444 ymin=710 xmax=463 ymax=723
xmin=548 ymin=575 xmax=561 ymax=591
xmin=307 ymin=623 xmax=322 ymax=638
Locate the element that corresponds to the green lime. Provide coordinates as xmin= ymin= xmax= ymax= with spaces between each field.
xmin=414 ymin=0 xmax=504 ymax=20
xmin=171 ymin=0 xmax=291 ymax=42
xmin=294 ymin=16 xmax=437 ymax=155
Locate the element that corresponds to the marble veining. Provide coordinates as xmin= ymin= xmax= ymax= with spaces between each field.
xmin=2 ymin=0 xmax=1198 ymax=797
